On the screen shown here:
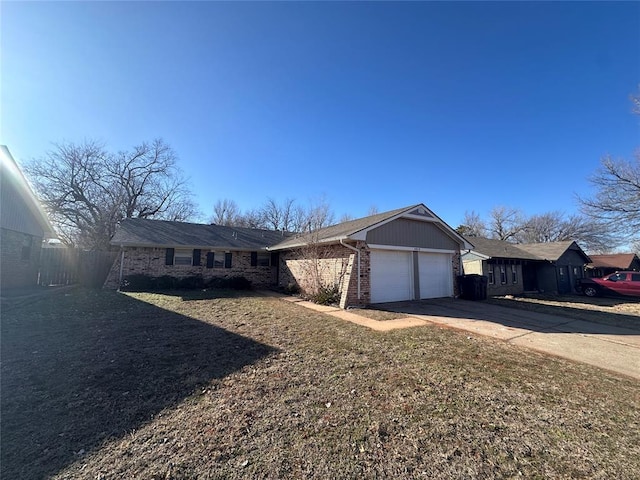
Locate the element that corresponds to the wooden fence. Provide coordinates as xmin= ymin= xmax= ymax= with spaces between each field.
xmin=38 ymin=248 xmax=117 ymax=288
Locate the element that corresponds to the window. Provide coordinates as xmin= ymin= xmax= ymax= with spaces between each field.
xmin=488 ymin=265 xmax=495 ymax=284
xmin=250 ymin=251 xmax=271 ymax=267
xmin=511 ymin=265 xmax=517 ymax=284
xmin=214 ymin=252 xmax=225 ymax=268
xmin=21 ymin=236 xmax=33 ymax=261
xmin=206 ymin=251 xmax=230 ymax=268
xmin=499 ymin=265 xmax=507 ymax=284
xmin=631 ymin=274 xmax=640 ymax=282
xmin=174 ymin=249 xmax=192 ymax=266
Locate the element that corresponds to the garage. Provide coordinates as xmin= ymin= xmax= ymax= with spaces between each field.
xmin=370 ymin=250 xmax=413 ymax=303
xmin=418 ymin=252 xmax=453 ymax=299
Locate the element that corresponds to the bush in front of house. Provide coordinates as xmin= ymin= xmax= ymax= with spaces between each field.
xmin=307 ymin=284 xmax=340 ymax=306
xmin=205 ymin=276 xmax=252 ymax=290
xmin=121 ymin=274 xmax=252 ymax=292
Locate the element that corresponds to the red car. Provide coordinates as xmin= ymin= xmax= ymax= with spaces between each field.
xmin=580 ymin=271 xmax=640 ymax=298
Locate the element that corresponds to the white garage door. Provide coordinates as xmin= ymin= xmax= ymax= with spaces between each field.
xmin=370 ymin=250 xmax=413 ymax=303
xmin=419 ymin=252 xmax=452 ymax=299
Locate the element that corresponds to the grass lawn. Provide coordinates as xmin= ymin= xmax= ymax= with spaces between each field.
xmin=2 ymin=288 xmax=639 ymax=479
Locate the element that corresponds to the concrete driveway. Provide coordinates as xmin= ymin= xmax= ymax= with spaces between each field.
xmin=377 ymin=298 xmax=640 ymax=380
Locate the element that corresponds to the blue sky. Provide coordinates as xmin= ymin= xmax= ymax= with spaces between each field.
xmin=2 ymin=1 xmax=639 ymax=228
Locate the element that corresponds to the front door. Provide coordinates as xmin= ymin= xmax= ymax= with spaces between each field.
xmin=522 ymin=263 xmax=537 ymax=291
xmin=557 ymin=266 xmax=570 ymax=294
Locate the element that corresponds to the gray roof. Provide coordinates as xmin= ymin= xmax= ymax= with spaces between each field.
xmin=517 ymin=241 xmax=584 ymax=262
xmin=464 ymin=237 xmax=590 ymax=263
xmin=270 ymin=206 xmax=413 ymax=250
xmin=269 ymin=204 xmax=471 ymax=250
xmin=462 ymin=236 xmax=539 ymax=260
xmin=110 ymin=218 xmax=289 ymax=250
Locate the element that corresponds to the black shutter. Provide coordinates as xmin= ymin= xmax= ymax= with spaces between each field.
xmin=206 ymin=252 xmax=214 ymax=268
xmin=270 ymin=252 xmax=279 ymax=267
xmin=250 ymin=251 xmax=258 ymax=267
xmin=193 ymin=249 xmax=201 ymax=266
xmin=165 ymin=248 xmax=175 ymax=265
xmin=224 ymin=252 xmax=232 ymax=268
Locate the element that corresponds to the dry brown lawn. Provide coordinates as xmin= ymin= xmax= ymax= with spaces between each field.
xmin=2 ymin=288 xmax=639 ymax=479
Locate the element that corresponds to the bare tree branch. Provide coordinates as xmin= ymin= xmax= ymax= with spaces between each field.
xmin=25 ymin=139 xmax=197 ymax=249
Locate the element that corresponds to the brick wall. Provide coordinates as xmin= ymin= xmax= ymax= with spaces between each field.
xmin=339 ymin=241 xmax=370 ymax=308
xmin=103 ymin=247 xmax=275 ymax=289
xmin=278 ymin=244 xmax=353 ymax=296
xmin=1 ymin=228 xmax=42 ymax=289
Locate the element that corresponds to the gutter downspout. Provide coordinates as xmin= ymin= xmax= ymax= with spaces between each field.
xmin=118 ymin=248 xmax=125 ymax=290
xmin=340 ymin=238 xmax=360 ymax=300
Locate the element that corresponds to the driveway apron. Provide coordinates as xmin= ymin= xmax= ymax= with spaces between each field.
xmin=378 ymin=298 xmax=640 ymax=380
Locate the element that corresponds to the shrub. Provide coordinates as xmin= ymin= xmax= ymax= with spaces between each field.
xmin=205 ymin=276 xmax=252 ymax=290
xmin=284 ymin=282 xmax=300 ymax=295
xmin=176 ymin=275 xmax=204 ymax=290
xmin=121 ymin=274 xmax=156 ymax=292
xmin=308 ymin=284 xmax=340 ymax=306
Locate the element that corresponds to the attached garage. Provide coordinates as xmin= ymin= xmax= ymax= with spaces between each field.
xmin=370 ymin=250 xmax=453 ymax=303
xmin=370 ymin=250 xmax=414 ymax=303
xmin=271 ymin=203 xmax=473 ymax=309
xmin=418 ymin=252 xmax=453 ymax=299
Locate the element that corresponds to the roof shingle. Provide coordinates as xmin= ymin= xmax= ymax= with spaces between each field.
xmin=110 ymin=218 xmax=289 ymax=250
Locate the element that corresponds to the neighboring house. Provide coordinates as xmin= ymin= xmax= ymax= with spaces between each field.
xmin=269 ymin=204 xmax=472 ymax=308
xmin=1 ymin=145 xmax=57 ymax=289
xmin=105 ymin=204 xmax=472 ymax=309
xmin=462 ymin=237 xmax=591 ymax=296
xmin=104 ymin=218 xmax=289 ymax=289
xmin=460 ymin=237 xmax=541 ymax=296
xmin=586 ymin=253 xmax=640 ymax=278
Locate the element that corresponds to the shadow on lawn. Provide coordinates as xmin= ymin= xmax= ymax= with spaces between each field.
xmin=377 ymin=297 xmax=640 ymax=334
xmin=0 ymin=289 xmax=277 ymax=480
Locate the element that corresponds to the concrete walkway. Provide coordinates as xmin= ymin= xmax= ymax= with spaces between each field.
xmin=278 ymin=294 xmax=640 ymax=380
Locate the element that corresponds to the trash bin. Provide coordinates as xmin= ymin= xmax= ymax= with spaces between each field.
xmin=457 ymin=274 xmax=488 ymax=300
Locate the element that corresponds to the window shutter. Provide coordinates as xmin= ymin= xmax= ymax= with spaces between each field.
xmin=193 ymin=249 xmax=201 ymax=266
xmin=206 ymin=252 xmax=214 ymax=268
xmin=250 ymin=252 xmax=258 ymax=267
xmin=224 ymin=252 xmax=232 ymax=268
xmin=165 ymin=248 xmax=175 ymax=265
xmin=270 ymin=252 xmax=279 ymax=266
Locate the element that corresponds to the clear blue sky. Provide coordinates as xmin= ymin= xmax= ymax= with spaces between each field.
xmin=2 ymin=1 xmax=639 ymax=228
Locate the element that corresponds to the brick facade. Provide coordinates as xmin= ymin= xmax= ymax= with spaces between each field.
xmin=278 ymin=244 xmax=352 ymax=294
xmin=1 ymin=228 xmax=42 ymax=289
xmin=104 ymin=247 xmax=276 ymax=289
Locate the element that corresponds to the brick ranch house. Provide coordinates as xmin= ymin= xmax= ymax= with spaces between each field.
xmin=105 ymin=204 xmax=473 ymax=308
xmin=1 ymin=145 xmax=57 ymax=289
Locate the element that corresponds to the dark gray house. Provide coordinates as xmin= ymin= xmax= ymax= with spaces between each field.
xmin=1 ymin=146 xmax=57 ymax=289
xmin=462 ymin=237 xmax=591 ymax=295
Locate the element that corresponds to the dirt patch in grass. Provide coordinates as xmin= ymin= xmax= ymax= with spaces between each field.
xmin=487 ymin=294 xmax=640 ymax=329
xmin=2 ymin=289 xmax=639 ymax=479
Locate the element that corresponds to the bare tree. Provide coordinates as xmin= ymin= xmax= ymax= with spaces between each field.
xmin=456 ymin=210 xmax=487 ymax=237
xmin=367 ymin=205 xmax=379 ymax=216
xmin=488 ymin=206 xmax=526 ymax=242
xmin=211 ymin=198 xmax=241 ymax=226
xmin=25 ymin=139 xmax=197 ymax=249
xmin=517 ymin=211 xmax=616 ymax=252
xmin=578 ymin=86 xmax=640 ymax=247
xmin=260 ymin=197 xmax=297 ymax=231
xmin=578 ymin=151 xmax=640 ymax=241
xmin=237 ymin=208 xmax=266 ymax=229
